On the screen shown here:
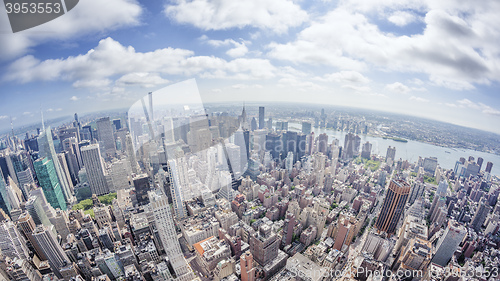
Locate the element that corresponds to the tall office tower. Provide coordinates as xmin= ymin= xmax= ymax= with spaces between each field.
xmin=249 ymin=224 xmax=279 ymax=266
xmin=26 ymin=195 xmax=52 ymax=228
xmin=0 ymin=220 xmax=30 ymax=260
xmin=431 ymin=220 xmax=466 ymax=266
xmin=96 ymin=117 xmax=117 ymax=155
xmin=33 ymin=225 xmax=72 ymax=279
xmin=16 ymin=168 xmax=35 ymax=199
xmin=167 ymin=160 xmax=187 ymax=219
xmin=112 ymin=119 xmax=122 ymax=131
xmin=265 ymin=133 xmax=282 ymax=160
xmin=126 ymin=133 xmax=139 ymax=174
xmin=477 ymin=157 xmax=484 ymax=170
xmin=250 ymin=117 xmax=257 ymax=131
xmin=296 ymin=133 xmax=307 ymax=161
xmin=18 ymin=211 xmax=47 ymax=260
xmin=301 ymin=122 xmax=312 ymax=135
xmin=233 ymin=130 xmax=249 ymax=172
xmin=486 ymin=162 xmax=493 ymax=173
xmin=307 ymin=132 xmax=314 ymax=155
xmin=386 ymin=146 xmax=396 ymax=162
xmin=470 ymin=198 xmax=491 ymax=231
xmin=240 ymin=251 xmax=256 ymax=281
xmin=74 ymin=113 xmax=80 ymax=129
xmin=0 ymin=171 xmax=11 ymax=215
xmin=342 ymin=132 xmax=360 ymax=160
xmin=81 ymin=125 xmax=92 ymax=141
xmin=375 ymin=179 xmax=411 ymax=235
xmin=436 ymin=180 xmax=448 ymax=197
xmin=0 ymin=149 xmax=16 ymax=184
xmin=408 ymin=181 xmax=425 ymax=205
xmin=259 ymin=107 xmax=265 ymax=129
xmin=133 ymin=174 xmax=150 ymax=206
xmin=33 ymin=158 xmax=67 ymax=210
xmin=361 ymin=141 xmax=372 ymax=159
xmin=225 ymin=143 xmax=241 ymax=177
xmin=81 ymin=144 xmax=109 ymax=196
xmin=37 ymin=127 xmax=73 ymax=204
xmin=282 ymin=213 xmax=296 ymax=247
xmin=317 ymin=133 xmax=328 ymax=154
xmin=148 ymin=190 xmax=193 ymax=281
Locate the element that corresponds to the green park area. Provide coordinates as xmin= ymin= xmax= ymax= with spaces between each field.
xmin=354 ymin=157 xmax=381 ymax=172
xmin=72 ymin=193 xmax=117 ymax=218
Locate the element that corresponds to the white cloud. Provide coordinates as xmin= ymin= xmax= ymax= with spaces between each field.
xmin=267 ymin=2 xmax=500 ymax=91
xmin=70 ymin=96 xmax=79 ymax=101
xmin=46 ymin=108 xmax=53 ymax=112
xmin=385 ymin=82 xmax=410 ymax=94
xmin=409 ymin=96 xmax=429 ymax=103
xmin=388 ymin=11 xmax=418 ymax=27
xmin=164 ymin=0 xmax=308 ymax=33
xmin=0 ymin=0 xmax=142 ymax=60
xmin=408 ymin=78 xmax=424 ymax=85
xmin=342 ymin=84 xmax=371 ymax=92
xmin=231 ymin=84 xmax=263 ymax=89
xmin=55 ymin=108 xmax=62 ymax=112
xmin=226 ymin=44 xmax=249 ymax=58
xmin=115 ymin=73 xmax=170 ymax=88
xmin=0 ymin=116 xmax=8 ymax=120
xmin=278 ymin=77 xmax=324 ymax=91
xmin=5 ymin=37 xmax=278 ymax=88
xmin=319 ymin=71 xmax=370 ymax=84
xmin=455 ymin=98 xmax=500 ymax=116
xmin=205 ymin=38 xmax=250 ymax=58
xmin=23 ymin=112 xmax=31 ymax=115
xmin=73 ymin=79 xmax=112 ymax=88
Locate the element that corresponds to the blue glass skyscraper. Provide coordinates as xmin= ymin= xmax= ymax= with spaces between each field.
xmin=33 ymin=158 xmax=67 ymax=211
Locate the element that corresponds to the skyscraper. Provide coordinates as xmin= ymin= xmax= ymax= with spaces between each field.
xmin=240 ymin=251 xmax=256 ymax=281
xmin=250 ymin=117 xmax=257 ymax=131
xmin=249 ymin=224 xmax=279 ymax=266
xmin=470 ymin=198 xmax=491 ymax=231
xmin=0 ymin=220 xmax=30 ymax=260
xmin=167 ymin=159 xmax=187 ymax=219
xmin=375 ymin=179 xmax=411 ymax=235
xmin=431 ymin=220 xmax=466 ymax=266
xmin=301 ymin=122 xmax=311 ymax=135
xmin=386 ymin=146 xmax=396 ymax=162
xmin=282 ymin=213 xmax=296 ymax=247
xmin=0 ymin=170 xmax=11 ymax=215
xmin=33 ymin=158 xmax=67 ymax=210
xmin=259 ymin=107 xmax=265 ymax=129
xmin=81 ymin=144 xmax=109 ymax=196
xmin=477 ymin=157 xmax=484 ymax=170
xmin=96 ymin=117 xmax=116 ymax=155
xmin=148 ymin=190 xmax=193 ymax=281
xmin=37 ymin=127 xmax=73 ymax=205
xmin=18 ymin=211 xmax=47 ymax=260
xmin=33 ymin=225 xmax=72 ymax=279
xmin=486 ymin=162 xmax=493 ymax=173
xmin=361 ymin=141 xmax=372 ymax=159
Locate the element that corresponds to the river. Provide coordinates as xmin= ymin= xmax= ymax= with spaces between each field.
xmin=288 ymin=123 xmax=500 ymax=177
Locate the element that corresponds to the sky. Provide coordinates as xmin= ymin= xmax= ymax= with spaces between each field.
xmin=1 ymin=0 xmax=500 ymax=134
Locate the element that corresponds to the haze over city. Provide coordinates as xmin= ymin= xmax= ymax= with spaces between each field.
xmin=1 ymin=1 xmax=500 ymax=281
xmin=1 ymin=0 xmax=500 ymax=133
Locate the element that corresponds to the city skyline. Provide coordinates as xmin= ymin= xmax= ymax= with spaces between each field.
xmin=1 ymin=0 xmax=500 ymax=134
